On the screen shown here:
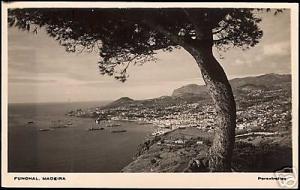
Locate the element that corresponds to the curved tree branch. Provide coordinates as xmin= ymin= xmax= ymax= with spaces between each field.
xmin=212 ymin=22 xmax=229 ymax=34
xmin=213 ymin=36 xmax=230 ymax=43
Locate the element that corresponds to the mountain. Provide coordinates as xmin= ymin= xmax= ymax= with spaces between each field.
xmin=172 ymin=73 xmax=291 ymax=97
xmin=230 ymin=73 xmax=291 ymax=91
xmin=104 ymin=97 xmax=134 ymax=108
xmin=102 ymin=73 xmax=291 ymax=110
xmin=172 ymin=84 xmax=208 ymax=97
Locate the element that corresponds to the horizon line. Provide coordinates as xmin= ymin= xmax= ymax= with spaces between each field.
xmin=7 ymin=72 xmax=291 ymax=104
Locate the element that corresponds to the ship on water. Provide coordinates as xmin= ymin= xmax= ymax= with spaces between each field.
xmin=39 ymin=128 xmax=52 ymax=132
xmin=111 ymin=129 xmax=127 ymax=133
xmin=88 ymin=127 xmax=104 ymax=131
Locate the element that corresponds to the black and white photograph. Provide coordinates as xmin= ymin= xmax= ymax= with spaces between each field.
xmin=1 ymin=1 xmax=298 ymax=188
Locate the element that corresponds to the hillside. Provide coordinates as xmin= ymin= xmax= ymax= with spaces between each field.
xmin=69 ymin=73 xmax=291 ymax=119
xmin=119 ymin=73 xmax=292 ymax=172
xmin=67 ymin=73 xmax=293 ymax=172
xmin=103 ymin=97 xmax=134 ymax=109
xmin=172 ymin=73 xmax=291 ymax=97
xmin=101 ymin=73 xmax=291 ymax=111
xmin=70 ymin=73 xmax=291 ymax=118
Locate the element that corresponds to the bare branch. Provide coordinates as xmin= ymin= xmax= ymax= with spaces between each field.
xmin=77 ymin=45 xmax=86 ymax=54
xmin=121 ymin=61 xmax=130 ymax=74
xmin=212 ymin=22 xmax=229 ymax=34
xmin=213 ymin=36 xmax=230 ymax=43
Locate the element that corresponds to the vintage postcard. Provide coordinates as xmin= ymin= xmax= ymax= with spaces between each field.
xmin=1 ymin=1 xmax=299 ymax=188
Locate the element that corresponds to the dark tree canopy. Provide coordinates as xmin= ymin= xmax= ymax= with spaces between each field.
xmin=8 ymin=8 xmax=277 ymax=81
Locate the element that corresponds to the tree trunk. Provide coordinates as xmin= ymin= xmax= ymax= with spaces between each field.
xmin=147 ymin=17 xmax=236 ymax=171
xmin=185 ymin=43 xmax=236 ymax=172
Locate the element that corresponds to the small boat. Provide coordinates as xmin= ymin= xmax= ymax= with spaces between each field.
xmin=138 ymin=122 xmax=151 ymax=125
xmin=27 ymin=121 xmax=34 ymax=124
xmin=50 ymin=125 xmax=68 ymax=129
xmin=111 ymin=129 xmax=127 ymax=133
xmin=39 ymin=128 xmax=51 ymax=132
xmin=88 ymin=127 xmax=104 ymax=131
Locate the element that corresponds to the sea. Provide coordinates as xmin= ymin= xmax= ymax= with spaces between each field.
xmin=7 ymin=101 xmax=156 ymax=172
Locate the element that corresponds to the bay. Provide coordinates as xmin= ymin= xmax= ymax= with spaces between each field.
xmin=8 ymin=102 xmax=156 ymax=172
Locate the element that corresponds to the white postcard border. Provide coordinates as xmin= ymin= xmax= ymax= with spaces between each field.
xmin=1 ymin=2 xmax=299 ymax=188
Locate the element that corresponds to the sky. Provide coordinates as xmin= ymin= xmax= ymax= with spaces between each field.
xmin=7 ymin=10 xmax=291 ymax=103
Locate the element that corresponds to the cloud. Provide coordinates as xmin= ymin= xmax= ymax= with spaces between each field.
xmin=7 ymin=11 xmax=292 ymax=103
xmin=234 ymin=59 xmax=244 ymax=66
xmin=9 ymin=78 xmax=57 ymax=83
xmin=263 ymin=41 xmax=290 ymax=56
